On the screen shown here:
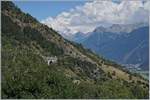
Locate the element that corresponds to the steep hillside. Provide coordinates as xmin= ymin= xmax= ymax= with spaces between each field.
xmin=1 ymin=1 xmax=149 ymax=99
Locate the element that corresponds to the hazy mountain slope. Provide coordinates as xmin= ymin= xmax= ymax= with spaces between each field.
xmin=1 ymin=1 xmax=149 ymax=99
xmin=81 ymin=25 xmax=149 ymax=70
xmin=72 ymin=32 xmax=87 ymax=43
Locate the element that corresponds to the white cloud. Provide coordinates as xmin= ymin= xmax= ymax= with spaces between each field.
xmin=41 ymin=0 xmax=149 ymax=35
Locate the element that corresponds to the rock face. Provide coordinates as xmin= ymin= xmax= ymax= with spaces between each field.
xmin=74 ymin=24 xmax=149 ymax=71
xmin=1 ymin=1 xmax=149 ymax=99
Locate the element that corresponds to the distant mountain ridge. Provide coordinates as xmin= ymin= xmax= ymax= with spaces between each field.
xmin=72 ymin=24 xmax=149 ymax=71
xmin=94 ymin=23 xmax=148 ymax=34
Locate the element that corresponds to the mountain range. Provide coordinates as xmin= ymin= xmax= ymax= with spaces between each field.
xmin=71 ymin=24 xmax=149 ymax=71
xmin=1 ymin=1 xmax=149 ymax=99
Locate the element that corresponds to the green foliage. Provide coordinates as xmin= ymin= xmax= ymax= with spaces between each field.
xmin=2 ymin=13 xmax=64 ymax=56
xmin=60 ymin=56 xmax=106 ymax=80
xmin=22 ymin=26 xmax=64 ymax=56
xmin=96 ymin=80 xmax=134 ymax=99
xmin=1 ymin=39 xmax=78 ymax=99
xmin=130 ymin=84 xmax=149 ymax=99
xmin=2 ymin=13 xmax=21 ymax=36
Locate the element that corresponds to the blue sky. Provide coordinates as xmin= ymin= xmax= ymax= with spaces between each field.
xmin=13 ymin=1 xmax=87 ymax=21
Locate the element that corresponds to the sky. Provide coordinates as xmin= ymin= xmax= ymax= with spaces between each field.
xmin=14 ymin=0 xmax=149 ymax=35
xmin=13 ymin=1 xmax=87 ymax=21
